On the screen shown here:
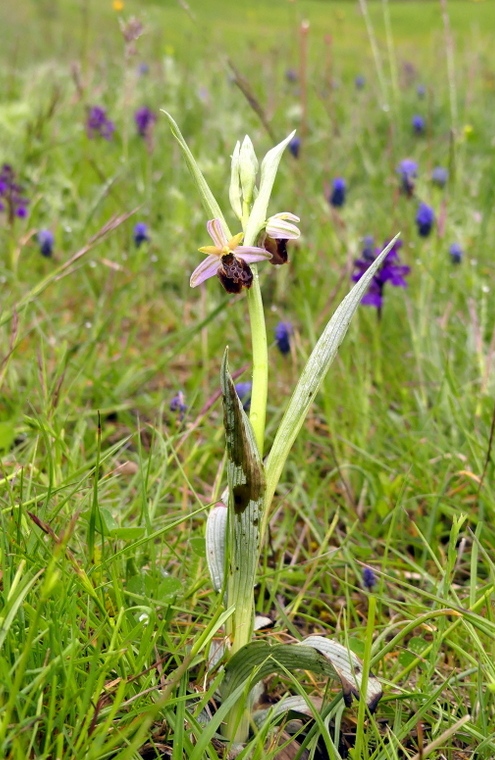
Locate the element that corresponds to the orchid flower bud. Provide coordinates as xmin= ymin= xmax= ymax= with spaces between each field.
xmin=228 ymin=141 xmax=242 ymax=220
xmin=238 ymin=135 xmax=259 ymax=207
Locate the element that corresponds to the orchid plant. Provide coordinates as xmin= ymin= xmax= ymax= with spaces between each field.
xmin=163 ymin=112 xmax=398 ymax=753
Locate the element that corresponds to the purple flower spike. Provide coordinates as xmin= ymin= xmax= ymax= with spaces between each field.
xmin=329 ymin=177 xmax=346 ymax=208
xmin=37 ymin=229 xmax=54 ymax=257
xmin=86 ymin=106 xmax=115 ymax=140
xmin=417 ymin=84 xmax=426 ymax=98
xmin=449 ymin=242 xmax=463 ymax=264
xmin=397 ymin=159 xmax=418 ymax=197
xmin=235 ymin=382 xmax=252 ymax=412
xmin=134 ymin=106 xmax=157 ymax=137
xmin=275 ymin=322 xmax=293 ymax=355
xmin=362 ymin=567 xmax=377 ymax=591
xmin=288 ymin=136 xmax=301 ymax=159
xmin=355 ymin=75 xmax=365 ymax=90
xmin=170 ymin=391 xmax=187 ymax=421
xmin=191 ymin=219 xmax=272 ymax=293
xmin=432 ymin=166 xmax=448 ymax=187
xmin=0 ymin=164 xmax=29 ymax=221
xmin=352 ymin=238 xmax=410 ymax=312
xmin=412 ymin=114 xmax=425 ymax=134
xmin=133 ymin=222 xmax=150 ymax=247
xmin=416 ymin=203 xmax=435 ymax=237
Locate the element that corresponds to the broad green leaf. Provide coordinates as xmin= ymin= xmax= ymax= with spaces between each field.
xmin=253 ymin=694 xmax=323 ymax=725
xmin=190 ymin=536 xmax=206 ymax=558
xmin=264 ymin=235 xmax=400 ymax=521
xmin=205 ymin=502 xmax=227 ymax=591
xmin=0 ymin=420 xmax=15 ymax=451
xmin=221 ymin=350 xmax=266 ymax=651
xmin=223 ymin=636 xmax=383 ymax=712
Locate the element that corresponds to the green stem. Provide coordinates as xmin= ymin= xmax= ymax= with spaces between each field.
xmin=246 ymin=270 xmax=268 ymax=457
xmin=242 ymin=200 xmax=268 ymax=458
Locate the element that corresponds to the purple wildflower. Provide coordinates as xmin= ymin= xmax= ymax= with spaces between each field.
xmin=235 ymin=382 xmax=252 ymax=412
xmin=170 ymin=391 xmax=187 ymax=419
xmin=329 ymin=177 xmax=346 ymax=208
xmin=355 ymin=75 xmax=365 ymax=90
xmin=134 ymin=106 xmax=157 ymax=138
xmin=417 ymin=84 xmax=426 ymax=98
xmin=133 ymin=222 xmax=150 ymax=247
xmin=86 ymin=106 xmax=115 ymax=140
xmin=415 ymin=203 xmax=435 ymax=237
xmin=432 ymin=167 xmax=448 ymax=187
xmin=0 ymin=164 xmax=29 ymax=221
xmin=275 ymin=322 xmax=292 ymax=355
xmin=288 ymin=136 xmax=301 ymax=159
xmin=37 ymin=229 xmax=54 ymax=257
xmin=362 ymin=567 xmax=377 ymax=591
xmin=449 ymin=242 xmax=462 ymax=264
xmin=360 ymin=235 xmax=375 ymax=261
xmin=412 ymin=115 xmax=425 ymax=134
xmin=352 ymin=237 xmax=410 ymax=312
xmin=285 ymin=68 xmax=298 ymax=83
xmin=397 ymin=159 xmax=418 ymax=197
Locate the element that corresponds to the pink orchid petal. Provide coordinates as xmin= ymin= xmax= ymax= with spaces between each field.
xmin=236 ymin=247 xmax=273 ymax=264
xmin=190 ymin=254 xmax=220 ymax=287
xmin=274 ymin=212 xmax=300 ymax=223
xmin=266 ymin=212 xmax=301 ymax=240
xmin=206 ymin=219 xmax=227 ymax=249
xmin=266 ymin=224 xmax=300 ymax=240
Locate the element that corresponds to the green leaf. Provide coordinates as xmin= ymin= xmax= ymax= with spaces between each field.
xmin=0 ymin=420 xmax=15 ymax=451
xmin=161 ymin=110 xmax=231 ymax=239
xmin=205 ymin=503 xmax=227 ymax=591
xmin=264 ymin=235 xmax=400 ymax=520
xmin=110 ymin=527 xmax=146 ymax=540
xmin=223 ymin=635 xmax=383 ymax=712
xmin=221 ymin=350 xmax=266 ymax=651
xmin=190 ymin=536 xmax=206 ymax=558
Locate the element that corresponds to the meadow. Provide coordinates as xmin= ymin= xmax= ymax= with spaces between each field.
xmin=1 ymin=0 xmax=495 ymax=758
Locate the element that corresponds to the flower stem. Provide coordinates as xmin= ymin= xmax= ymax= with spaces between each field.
xmin=246 ymin=268 xmax=268 ymax=457
xmin=242 ymin=201 xmax=268 ymax=458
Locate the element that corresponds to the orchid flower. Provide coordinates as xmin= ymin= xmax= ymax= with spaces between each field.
xmin=262 ymin=212 xmax=300 ymax=265
xmin=190 ymin=218 xmax=272 ymax=293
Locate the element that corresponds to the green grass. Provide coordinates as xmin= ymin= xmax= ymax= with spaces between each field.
xmin=1 ymin=0 xmax=495 ymax=757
